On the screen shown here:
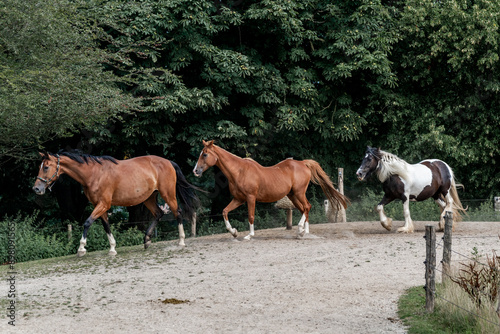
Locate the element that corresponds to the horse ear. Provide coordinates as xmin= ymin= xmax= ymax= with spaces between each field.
xmin=203 ymin=140 xmax=214 ymax=147
xmin=39 ymin=151 xmax=48 ymax=159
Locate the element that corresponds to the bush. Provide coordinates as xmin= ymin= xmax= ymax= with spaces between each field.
xmin=0 ymin=213 xmax=72 ymax=263
xmin=0 ymin=212 xmax=145 ymax=263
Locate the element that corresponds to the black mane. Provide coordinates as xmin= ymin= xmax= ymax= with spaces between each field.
xmin=47 ymin=149 xmax=118 ymax=165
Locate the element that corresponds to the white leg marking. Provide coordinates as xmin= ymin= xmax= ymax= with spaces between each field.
xmin=377 ymin=204 xmax=392 ymax=231
xmin=297 ymin=214 xmax=306 ymax=237
xmin=107 ymin=233 xmax=117 ymax=255
xmin=305 ymin=221 xmax=310 ymax=234
xmin=178 ymin=223 xmax=186 ymax=246
xmin=244 ymin=223 xmax=255 ymax=240
xmin=224 ymin=220 xmax=238 ymax=237
xmin=77 ymin=237 xmax=87 ymax=257
xmin=397 ymin=199 xmax=414 ymax=233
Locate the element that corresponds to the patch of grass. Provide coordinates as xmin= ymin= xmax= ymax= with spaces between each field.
xmin=398 ymin=283 xmax=500 ymax=333
xmin=398 ymin=286 xmax=457 ymax=334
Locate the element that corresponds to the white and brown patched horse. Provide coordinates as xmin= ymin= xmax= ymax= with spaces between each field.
xmin=356 ymin=147 xmax=466 ymax=233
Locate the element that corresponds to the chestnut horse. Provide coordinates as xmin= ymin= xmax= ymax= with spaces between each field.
xmin=193 ymin=140 xmax=349 ymax=239
xmin=33 ymin=150 xmax=199 ymax=256
xmin=356 ymin=146 xmax=466 ymax=233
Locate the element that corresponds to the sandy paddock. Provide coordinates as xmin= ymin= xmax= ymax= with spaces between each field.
xmin=1 ymin=220 xmax=499 ymax=334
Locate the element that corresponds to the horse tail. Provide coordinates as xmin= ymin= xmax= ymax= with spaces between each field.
xmin=449 ymin=176 xmax=467 ymax=222
xmin=303 ymin=160 xmax=350 ymax=211
xmin=171 ymin=161 xmax=201 ymax=222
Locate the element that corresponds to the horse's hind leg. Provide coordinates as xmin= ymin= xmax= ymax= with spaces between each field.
xmin=287 ymin=193 xmax=311 ymax=237
xmin=437 ymin=192 xmax=455 ymax=231
xmin=101 ymin=212 xmax=117 ymax=256
xmin=158 ymin=186 xmax=186 ymax=247
xmin=143 ymin=194 xmax=164 ymax=249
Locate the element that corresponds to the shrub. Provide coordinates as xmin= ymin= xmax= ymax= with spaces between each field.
xmin=0 ymin=213 xmax=72 ymax=263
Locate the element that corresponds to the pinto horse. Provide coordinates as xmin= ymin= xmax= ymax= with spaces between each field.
xmin=356 ymin=146 xmax=466 ymax=233
xmin=33 ymin=150 xmax=199 ymax=256
xmin=193 ymin=140 xmax=349 ymax=239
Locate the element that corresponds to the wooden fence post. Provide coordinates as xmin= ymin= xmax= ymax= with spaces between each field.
xmin=425 ymin=225 xmax=436 ymax=313
xmin=67 ymin=224 xmax=72 ymax=242
xmin=191 ymin=212 xmax=197 ymax=238
xmin=286 ymin=209 xmax=293 ymax=230
xmin=442 ymin=211 xmax=453 ymax=283
xmin=338 ymin=168 xmax=346 ymax=223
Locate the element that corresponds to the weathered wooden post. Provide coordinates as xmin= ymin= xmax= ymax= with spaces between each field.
xmin=425 ymin=224 xmax=436 ymax=313
xmin=191 ymin=212 xmax=197 ymax=238
xmin=275 ymin=197 xmax=295 ymax=230
xmin=442 ymin=211 xmax=453 ymax=283
xmin=338 ymin=168 xmax=346 ymax=223
xmin=67 ymin=224 xmax=72 ymax=242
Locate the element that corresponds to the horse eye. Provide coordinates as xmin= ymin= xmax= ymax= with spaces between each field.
xmin=202 ymin=153 xmax=208 ymax=158
xmin=43 ymin=166 xmax=49 ymax=171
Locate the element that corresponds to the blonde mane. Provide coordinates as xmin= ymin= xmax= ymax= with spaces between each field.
xmin=376 ymin=150 xmax=410 ymax=183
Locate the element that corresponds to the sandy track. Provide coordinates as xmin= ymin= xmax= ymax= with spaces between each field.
xmin=1 ymin=220 xmax=499 ymax=334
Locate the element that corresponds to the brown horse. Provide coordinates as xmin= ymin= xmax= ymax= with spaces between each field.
xmin=193 ymin=140 xmax=349 ymax=239
xmin=33 ymin=150 xmax=199 ymax=256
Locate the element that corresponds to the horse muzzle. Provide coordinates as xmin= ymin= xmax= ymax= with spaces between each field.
xmin=33 ymin=184 xmax=46 ymax=195
xmin=193 ymin=166 xmax=204 ymax=178
xmin=356 ymin=170 xmax=366 ymax=181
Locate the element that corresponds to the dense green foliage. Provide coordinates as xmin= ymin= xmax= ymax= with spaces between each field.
xmin=1 ymin=0 xmax=499 ymax=228
xmin=0 ymin=0 xmax=137 ymax=160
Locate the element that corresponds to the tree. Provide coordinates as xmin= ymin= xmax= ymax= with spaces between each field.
xmin=378 ymin=0 xmax=500 ymax=197
xmin=85 ymin=0 xmax=400 ymax=169
xmin=0 ymin=0 xmax=137 ymax=162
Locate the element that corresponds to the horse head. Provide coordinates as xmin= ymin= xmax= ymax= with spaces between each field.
xmin=356 ymin=146 xmax=381 ymax=181
xmin=33 ymin=152 xmax=62 ymax=195
xmin=193 ymin=140 xmax=218 ymax=177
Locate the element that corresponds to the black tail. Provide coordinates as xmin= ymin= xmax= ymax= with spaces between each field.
xmin=171 ymin=161 xmax=201 ymax=222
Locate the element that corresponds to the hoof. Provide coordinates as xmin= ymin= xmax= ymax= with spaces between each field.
xmin=231 ymin=228 xmax=238 ymax=238
xmin=77 ymin=250 xmax=86 ymax=257
xmin=381 ymin=218 xmax=392 ymax=231
xmin=178 ymin=242 xmax=186 ymax=247
xmin=144 ymin=240 xmax=152 ymax=250
xmin=243 ymin=234 xmax=252 ymax=241
xmin=397 ymin=227 xmax=414 ymax=233
xmin=298 ymin=230 xmax=306 ymax=238
xmin=108 ymin=250 xmax=117 ymax=256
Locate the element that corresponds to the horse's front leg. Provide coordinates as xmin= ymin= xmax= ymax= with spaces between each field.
xmin=78 ymin=203 xmax=109 ymax=257
xmin=101 ymin=212 xmax=117 ymax=256
xmin=397 ymin=195 xmax=414 ymax=233
xmin=377 ymin=196 xmax=393 ymax=231
xmin=244 ymin=196 xmax=256 ymax=240
xmin=222 ymin=198 xmax=245 ymax=238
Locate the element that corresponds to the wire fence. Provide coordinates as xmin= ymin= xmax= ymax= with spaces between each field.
xmin=426 ymin=224 xmax=500 ymax=329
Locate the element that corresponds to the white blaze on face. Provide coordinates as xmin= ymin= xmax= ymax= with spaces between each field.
xmin=193 ymin=152 xmax=203 ymax=175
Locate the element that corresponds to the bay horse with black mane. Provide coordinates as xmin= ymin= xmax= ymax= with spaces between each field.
xmin=356 ymin=146 xmax=466 ymax=233
xmin=33 ymin=150 xmax=199 ymax=256
xmin=193 ymin=140 xmax=349 ymax=239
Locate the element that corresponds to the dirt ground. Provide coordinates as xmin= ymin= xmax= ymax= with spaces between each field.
xmin=1 ymin=220 xmax=499 ymax=334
